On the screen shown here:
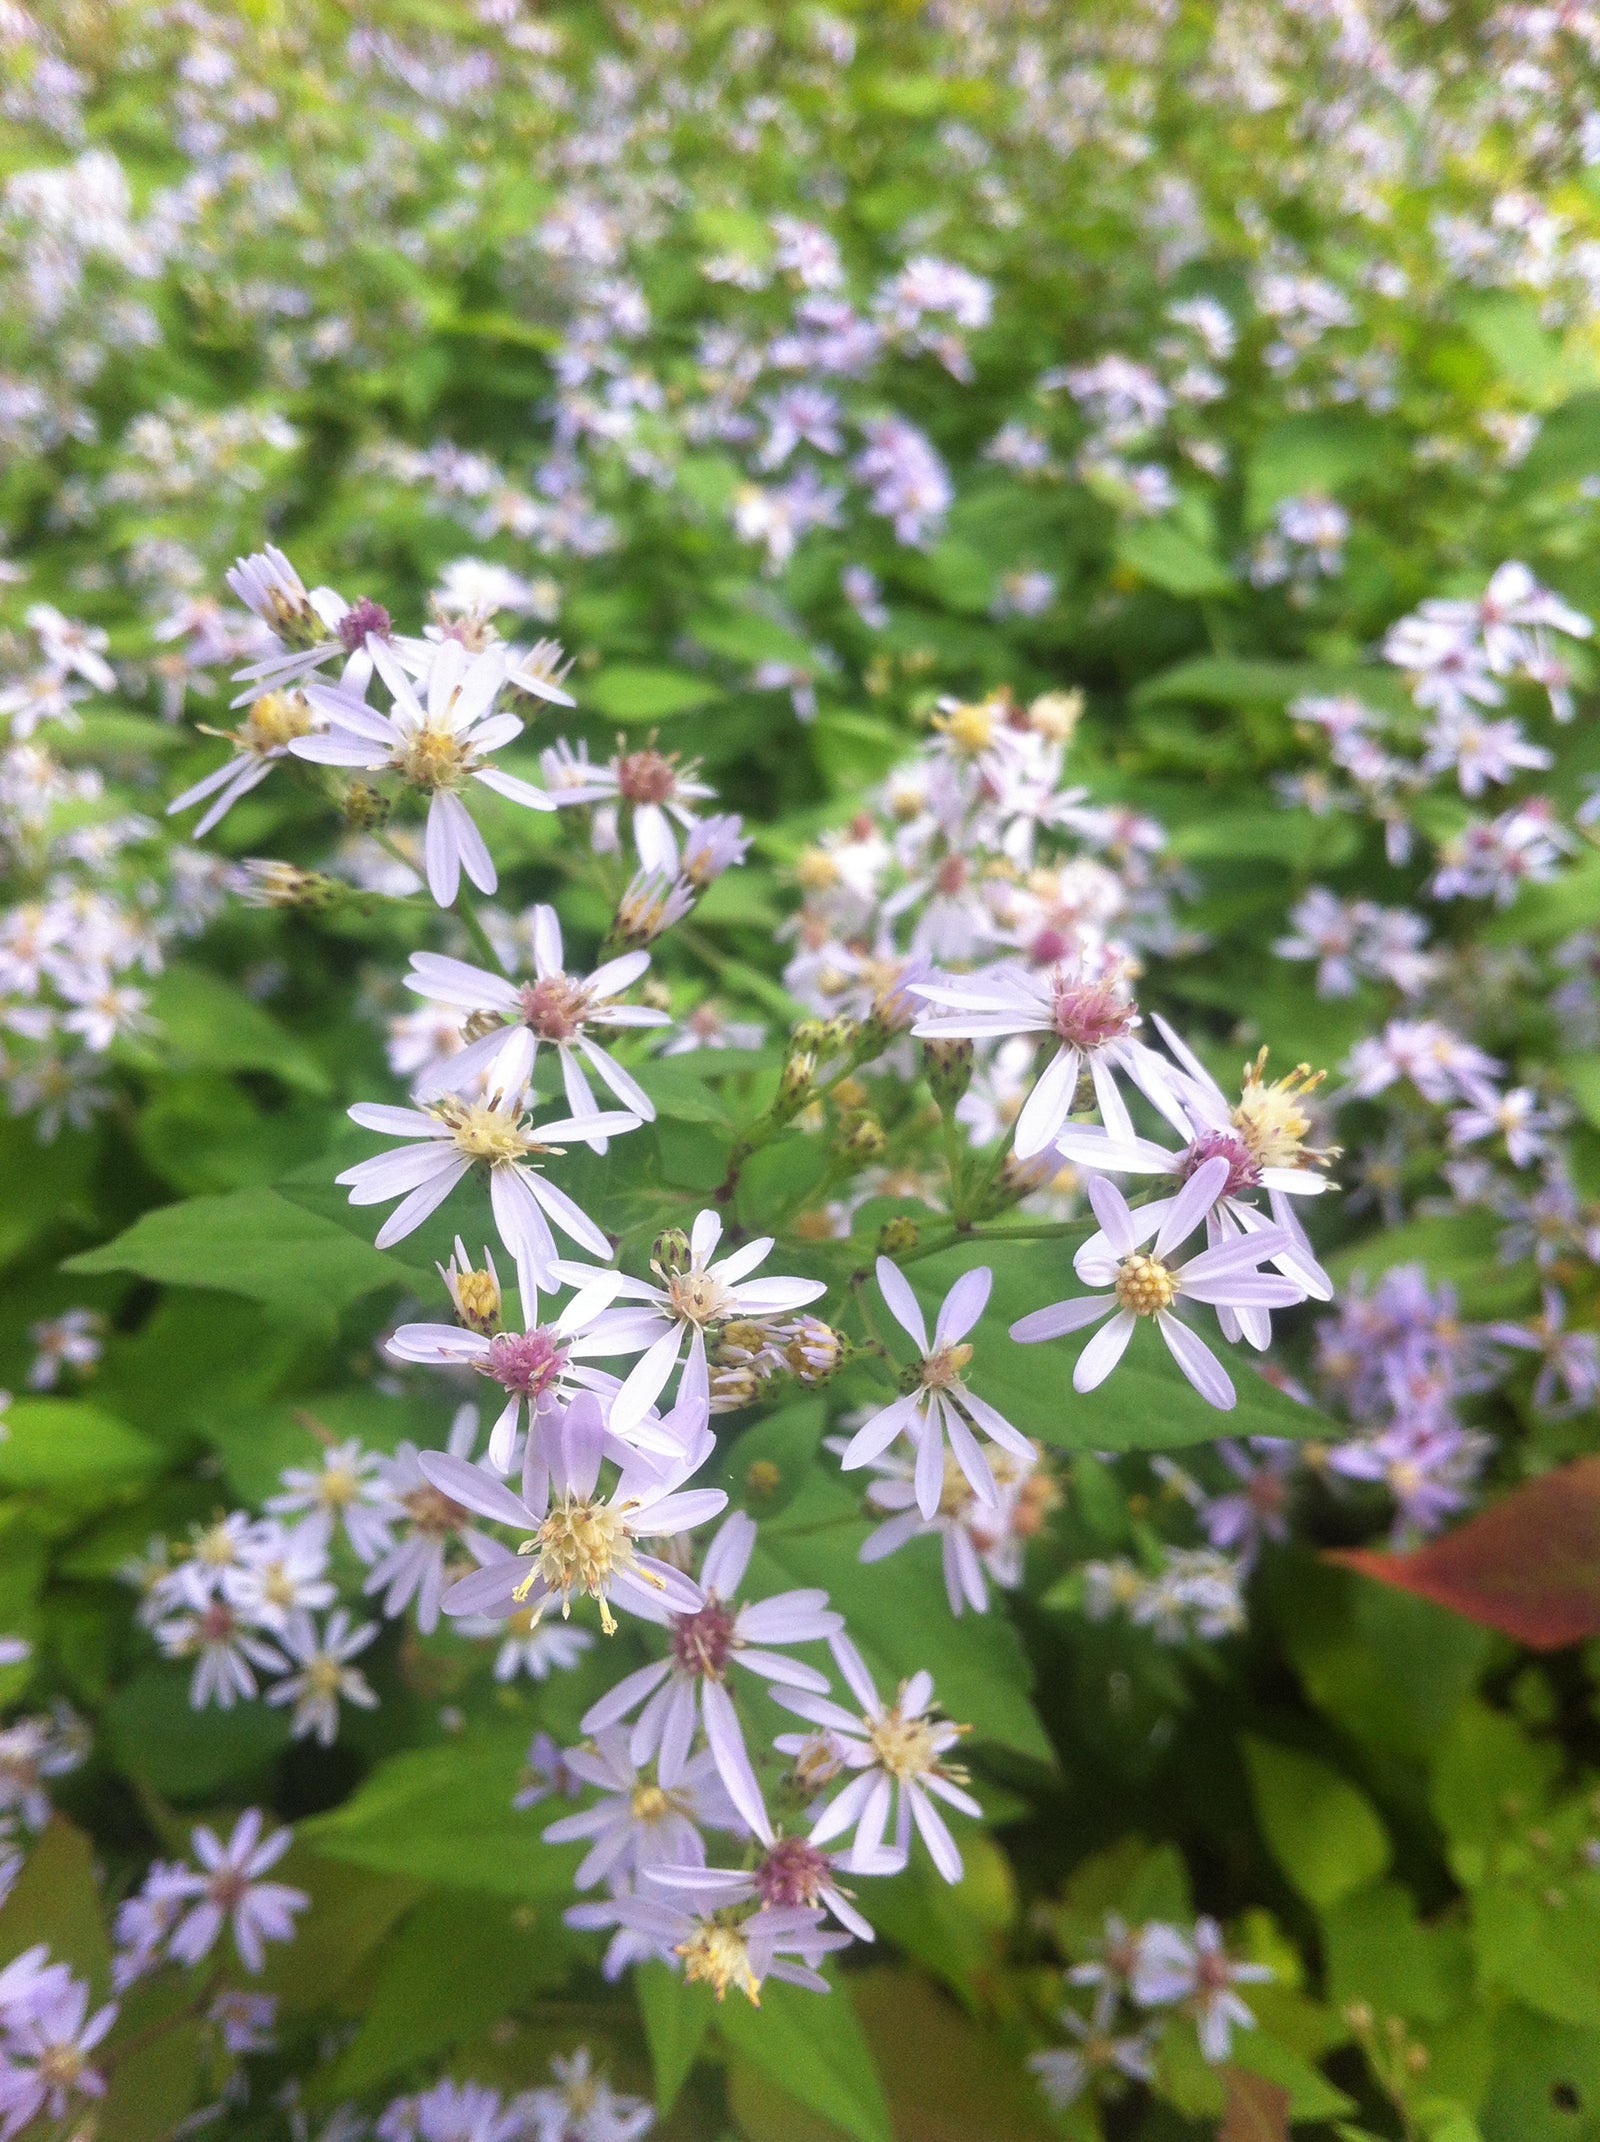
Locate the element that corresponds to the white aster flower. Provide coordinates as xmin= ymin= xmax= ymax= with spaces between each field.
xmin=1010 ymin=1156 xmax=1304 ymax=1410
xmin=561 ymin=1209 xmax=826 ymax=1436
xmin=840 ymin=1260 xmax=1032 ymax=1520
xmin=419 ymin=1390 xmax=726 ymax=1635
xmin=166 ymin=1809 xmax=307 ymax=1974
xmin=296 ymin=638 xmax=554 ymax=906
xmin=404 ymin=905 xmax=668 ymax=1142
xmin=337 ymin=1090 xmax=637 ymax=1286
xmin=264 ymin=1609 xmax=380 ymax=1746
xmin=774 ymin=1635 xmax=980 ymax=1884
xmin=910 ymin=952 xmax=1188 ymax=1157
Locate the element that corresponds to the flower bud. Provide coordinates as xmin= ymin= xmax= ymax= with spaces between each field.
xmin=841 ymin=1114 xmax=887 ymax=1161
xmin=342 ymin=780 xmax=393 ymax=830
xmin=231 ymin=860 xmax=344 ymax=912
xmin=922 ymin=1037 xmax=974 ymax=1109
xmin=652 ymin=1228 xmax=692 ymax=1278
xmin=877 ymin=1215 xmax=921 ymax=1257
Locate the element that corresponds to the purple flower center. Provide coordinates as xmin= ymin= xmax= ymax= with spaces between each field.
xmin=669 ymin=1594 xmax=738 ymax=1679
xmin=1030 ymin=927 xmax=1072 ymax=966
xmin=1180 ymin=1130 xmax=1261 ymax=1198
xmin=337 ymin=597 xmax=392 ymax=651
xmin=617 ymin=748 xmax=677 ymax=804
xmin=485 ymin=1329 xmax=568 ymax=1398
xmin=518 ymin=974 xmax=590 ymax=1043
xmin=755 ymin=1836 xmax=831 ymax=1909
xmin=1051 ymin=976 xmax=1134 ymax=1050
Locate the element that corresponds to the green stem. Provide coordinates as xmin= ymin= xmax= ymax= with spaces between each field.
xmin=451 ymin=885 xmax=503 ymax=970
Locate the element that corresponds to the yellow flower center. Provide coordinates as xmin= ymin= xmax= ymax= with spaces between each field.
xmin=919 ymin=1341 xmax=973 ymax=1391
xmin=517 ymin=1495 xmax=637 ymax=1634
xmin=677 ymin=1921 xmax=762 ymax=2004
xmin=434 ymin=1099 xmax=534 ymax=1165
xmin=666 ymin=1270 xmax=732 ymax=1329
xmin=238 ymin=690 xmax=312 ymax=755
xmin=936 ymin=698 xmax=1000 ymax=755
xmin=630 ymin=1782 xmax=673 ymax=1824
xmin=306 ymin=1656 xmax=345 ymax=1698
xmin=866 ymin=1703 xmax=938 ymax=1780
xmin=1231 ymin=1050 xmax=1336 ymax=1172
xmin=1114 ymin=1252 xmax=1178 ymax=1316
xmin=453 ymin=1269 xmax=502 ymax=1330
xmin=317 ymin=1467 xmax=359 ymax=1509
xmin=393 ymin=721 xmax=471 ymax=791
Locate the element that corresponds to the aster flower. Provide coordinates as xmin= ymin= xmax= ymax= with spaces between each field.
xmin=388 ymin=1261 xmax=634 ymax=1472
xmin=579 ymin=1510 xmax=841 ymax=1837
xmin=1029 ymin=1983 xmax=1159 ymax=2108
xmin=839 ymin=1260 xmax=1032 ymax=1520
xmin=485 ymin=1615 xmax=594 ymax=1683
xmin=774 ymin=1635 xmax=980 ymax=1883
xmin=420 ymin=1390 xmax=725 ymax=1635
xmin=265 ymin=1438 xmax=393 ymax=1561
xmin=337 ymin=1091 xmax=637 ymax=1284
xmin=167 ymin=687 xmax=324 ymax=839
xmin=154 ymin=1596 xmax=285 ymax=1711
xmin=0 ymin=1972 xmax=116 ymax=2137
xmin=224 ymin=545 xmax=380 ymax=696
xmin=910 ymin=951 xmax=1187 ymax=1157
xmin=1132 ymin=1917 xmax=1271 ymax=2062
xmin=846 ymin=1436 xmax=1053 ymax=1616
xmin=585 ymin=1886 xmax=850 ymax=2002
xmin=363 ymin=1405 xmax=498 ymax=1635
xmin=403 ymin=907 xmax=668 ymax=1139
xmin=647 ymin=1822 xmax=900 ymax=1946
xmin=296 ymin=638 xmax=554 ymax=906
xmin=524 ymin=2049 xmax=657 ymax=2142
xmin=1486 ymin=1285 xmax=1600 ymax=1416
xmin=167 ymin=1809 xmax=308 ymax=1974
xmin=1010 ymin=1157 xmax=1304 ymax=1410
xmin=561 ymin=1211 xmax=826 ymax=1437
xmin=539 ymin=736 xmax=715 ymax=876
xmin=541 ymin=1728 xmax=739 ymax=1889
xmin=265 ymin=1609 xmax=380 ymax=1745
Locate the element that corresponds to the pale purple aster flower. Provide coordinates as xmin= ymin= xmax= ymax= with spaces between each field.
xmin=223 ymin=545 xmax=373 ymax=695
xmin=542 ymin=1728 xmax=738 ymax=1889
xmin=1487 ymin=1286 xmax=1600 ymax=1416
xmin=1011 ymin=1158 xmax=1303 ymax=1411
xmin=154 ymin=1596 xmax=285 ymax=1710
xmin=419 ymin=1391 xmax=725 ymax=1635
xmin=364 ymin=1405 xmax=498 ymax=1635
xmin=486 ymin=1617 xmax=593 ymax=1683
xmin=0 ymin=1712 xmax=85 ymax=1831
xmin=515 ymin=1729 xmax=582 ymax=1811
xmin=221 ymin=1517 xmax=336 ymax=1633
xmin=167 ymin=1809 xmax=308 ymax=1974
xmin=647 ymin=1821 xmax=900 ymax=1946
xmin=586 ymin=1885 xmax=850 ymax=2001
xmin=1448 ymin=1086 xmax=1565 ymax=1169
xmin=112 ymin=1862 xmax=192 ymax=1988
xmin=537 ymin=736 xmax=714 ymax=878
xmin=1066 ymin=1913 xmax=1153 ymax=1999
xmin=166 ymin=687 xmax=326 ymax=840
xmin=405 ymin=916 xmax=667 ymax=1142
xmin=25 ymin=1308 xmax=102 ymax=1390
xmin=337 ymin=1090 xmax=635 ymax=1284
xmin=1197 ymin=1440 xmax=1298 ymax=1566
xmin=266 ymin=1439 xmax=393 ymax=1562
xmin=1343 ymin=1017 xmax=1502 ymax=1108
xmin=0 ymin=1946 xmax=73 ymax=2026
xmin=1326 ymin=1417 xmax=1492 ymax=1542
xmin=1029 ymin=1983 xmax=1159 ymax=2107
xmin=911 ymin=952 xmax=1188 ymax=1157
xmin=524 ymin=2047 xmax=656 ymax=2142
xmin=208 ymin=1990 xmax=277 ymax=2055
xmin=295 ymin=638 xmax=554 ymax=906
xmin=774 ymin=1634 xmax=980 ymax=1884
xmin=388 ymin=1268 xmax=631 ymax=1473
xmin=579 ymin=1510 xmax=840 ymax=1837
xmin=265 ymin=1609 xmax=380 ymax=1745
xmin=0 ymin=1972 xmax=116 ymax=2136
xmin=560 ymin=1210 xmax=826 ymax=1437
xmin=1420 ymin=709 xmax=1552 ymax=797
xmin=376 ymin=2078 xmax=522 ymax=2142
xmin=840 ymin=1260 xmax=1031 ymax=1520
xmin=1132 ymin=1917 xmax=1272 ymax=2061
xmin=846 ymin=1435 xmax=1045 ymax=1616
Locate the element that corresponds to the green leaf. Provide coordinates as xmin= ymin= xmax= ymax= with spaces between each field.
xmin=1430 ymin=1704 xmax=1562 ymax=1870
xmin=0 ymin=1117 xmax=97 ymax=1270
xmin=637 ymin=1961 xmax=714 ymax=2114
xmin=1473 ymin=1879 xmax=1600 ymax=2029
xmin=144 ymin=964 xmax=331 ymax=1094
xmin=717 ymin=1974 xmax=893 ymax=2142
xmin=1116 ymin=516 xmax=1233 ymax=598
xmin=584 ymin=664 xmax=720 ymax=721
xmin=1240 ymin=1737 xmax=1391 ymax=1909
xmin=106 ymin=1666 xmax=292 ymax=1797
xmin=1245 ymin=413 xmax=1387 ymax=528
xmin=0 ymin=1818 xmax=111 ymax=1993
xmin=64 ymin=1186 xmax=408 ymax=1333
xmin=0 ymin=1400 xmax=161 ymax=1496
xmin=1321 ymin=1882 xmax=1474 ymax=2024
xmin=1481 ymin=2007 xmax=1600 ymax=2142
xmin=331 ymin=1892 xmax=565 ymax=2095
xmin=299 ymin=1730 xmax=584 ymax=1898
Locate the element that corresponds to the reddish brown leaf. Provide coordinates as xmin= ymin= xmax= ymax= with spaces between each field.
xmin=1326 ymin=1456 xmax=1600 ymax=1650
xmin=1219 ymin=2066 xmax=1291 ymax=2142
